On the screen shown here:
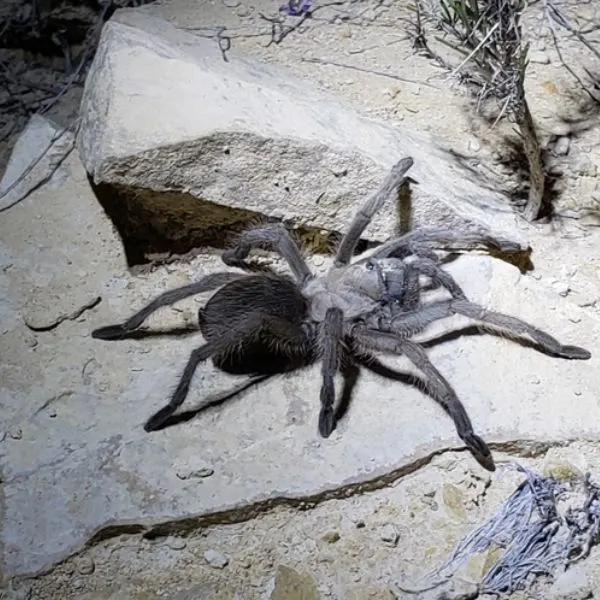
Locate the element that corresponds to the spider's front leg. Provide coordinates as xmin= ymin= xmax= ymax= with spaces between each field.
xmin=371 ymin=228 xmax=524 ymax=261
xmin=221 ymin=224 xmax=313 ymax=284
xmin=91 ymin=272 xmax=242 ymax=340
xmin=350 ymin=325 xmax=495 ymax=472
xmin=334 ymin=157 xmax=415 ymax=266
xmin=450 ymin=299 xmax=591 ymax=360
xmin=317 ymin=307 xmax=344 ymax=436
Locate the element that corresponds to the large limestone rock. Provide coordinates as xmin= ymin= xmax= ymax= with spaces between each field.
xmin=76 ymin=9 xmax=528 ymax=258
xmin=2 ymin=119 xmax=597 ymax=578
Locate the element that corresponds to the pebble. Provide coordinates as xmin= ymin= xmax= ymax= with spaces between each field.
xmin=554 ymin=136 xmax=571 ymax=156
xmin=529 ymin=50 xmax=551 ymax=64
xmin=549 ymin=165 xmax=564 ymax=176
xmin=312 ymin=256 xmax=325 ymax=267
xmin=8 ymin=427 xmax=22 ymax=440
xmin=468 ymin=138 xmax=481 ymax=153
xmin=176 ymin=466 xmax=214 ymax=480
xmin=551 ymin=279 xmax=570 ymax=297
xmin=272 ymin=565 xmax=319 ymax=599
xmin=204 ymin=548 xmax=229 ymax=569
xmin=76 ymin=556 xmax=95 ymax=575
xmin=24 ymin=333 xmax=38 ymax=348
xmin=384 ymin=86 xmax=401 ymax=99
xmin=549 ymin=564 xmax=592 ymax=600
xmin=222 ymin=0 xmax=240 ymax=6
xmin=379 ymin=523 xmax=399 ymax=546
xmin=236 ymin=5 xmax=250 ymax=16
xmin=322 ymin=530 xmax=340 ymax=544
xmin=165 ymin=536 xmax=187 ymax=550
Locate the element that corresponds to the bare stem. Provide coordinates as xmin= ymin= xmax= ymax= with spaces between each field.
xmin=517 ymin=99 xmax=545 ymax=222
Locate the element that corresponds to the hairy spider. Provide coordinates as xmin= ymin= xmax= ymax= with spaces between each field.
xmin=92 ymin=157 xmax=591 ymax=472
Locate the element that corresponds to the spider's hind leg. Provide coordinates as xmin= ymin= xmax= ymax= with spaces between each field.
xmin=92 ymin=272 xmax=242 ymax=340
xmin=144 ymin=337 xmax=226 ymax=431
xmin=145 ymin=310 xmax=317 ymax=432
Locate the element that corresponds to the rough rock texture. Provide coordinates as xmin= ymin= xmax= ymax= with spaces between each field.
xmin=75 ymin=9 xmax=529 ymax=262
xmin=1 ymin=116 xmax=598 ymax=581
xmin=0 ymin=114 xmax=74 ymax=212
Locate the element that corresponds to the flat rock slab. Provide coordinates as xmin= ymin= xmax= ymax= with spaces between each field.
xmin=76 ymin=9 xmax=528 ymax=253
xmin=1 ymin=129 xmax=599 ymax=577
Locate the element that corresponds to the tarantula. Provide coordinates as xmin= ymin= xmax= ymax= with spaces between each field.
xmin=92 ymin=156 xmax=591 ymax=472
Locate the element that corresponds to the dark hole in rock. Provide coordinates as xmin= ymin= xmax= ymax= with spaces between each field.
xmin=90 ymin=177 xmax=375 ymax=267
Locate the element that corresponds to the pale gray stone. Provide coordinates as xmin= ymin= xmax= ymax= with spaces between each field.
xmin=203 ymin=549 xmax=229 ymax=569
xmin=549 ymin=565 xmax=593 ymax=600
xmin=2 ymin=105 xmax=597 ymax=580
xmin=76 ymin=9 xmax=527 ymax=250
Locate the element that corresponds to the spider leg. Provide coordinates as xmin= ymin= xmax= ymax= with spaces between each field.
xmin=334 ymin=157 xmax=414 ymax=266
xmin=408 ymin=257 xmax=467 ymax=300
xmin=370 ymin=228 xmax=523 ymax=260
xmin=144 ymin=311 xmax=310 ymax=431
xmin=350 ymin=326 xmax=495 ymax=472
xmin=144 ymin=338 xmax=231 ymax=431
xmin=145 ymin=373 xmax=274 ymax=430
xmin=332 ymin=353 xmax=362 ymax=424
xmin=450 ymin=299 xmax=591 ymax=360
xmin=379 ymin=300 xmax=455 ymax=337
xmin=221 ymin=224 xmax=312 ymax=283
xmin=352 ymin=350 xmax=424 ymax=388
xmin=318 ymin=307 xmax=344 ymax=437
xmin=92 ymin=272 xmax=242 ymax=340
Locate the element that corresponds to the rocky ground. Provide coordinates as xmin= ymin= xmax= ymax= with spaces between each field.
xmin=2 ymin=0 xmax=600 ymax=599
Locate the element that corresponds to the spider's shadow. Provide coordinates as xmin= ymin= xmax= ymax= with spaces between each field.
xmin=419 ymin=325 xmax=559 ymax=356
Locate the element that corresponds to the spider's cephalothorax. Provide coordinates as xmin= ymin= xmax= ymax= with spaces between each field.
xmin=92 ymin=157 xmax=591 ymax=472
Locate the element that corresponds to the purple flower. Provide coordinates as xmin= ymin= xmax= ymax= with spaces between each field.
xmin=280 ymin=0 xmax=313 ymax=16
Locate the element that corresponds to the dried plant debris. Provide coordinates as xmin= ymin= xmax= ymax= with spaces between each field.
xmin=0 ymin=1 xmax=156 ymax=146
xmin=412 ymin=1 xmax=545 ymax=221
xmin=543 ymin=0 xmax=600 ymax=104
xmin=401 ymin=462 xmax=600 ymax=596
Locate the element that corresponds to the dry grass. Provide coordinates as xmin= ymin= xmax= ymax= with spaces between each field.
xmin=412 ymin=0 xmax=546 ymax=221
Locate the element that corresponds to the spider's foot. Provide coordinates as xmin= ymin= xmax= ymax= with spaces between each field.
xmin=222 ymin=247 xmax=248 ymax=267
xmin=558 ymin=345 xmax=591 ymax=360
xmin=463 ymin=433 xmax=495 ymax=472
xmin=144 ymin=405 xmax=174 ymax=432
xmin=92 ymin=324 xmax=129 ymax=340
xmin=318 ymin=407 xmax=336 ymax=438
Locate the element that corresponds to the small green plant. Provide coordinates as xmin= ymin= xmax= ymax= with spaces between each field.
xmin=413 ymin=0 xmax=545 ymax=221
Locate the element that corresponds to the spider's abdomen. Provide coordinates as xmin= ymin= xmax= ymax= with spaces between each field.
xmin=200 ymin=274 xmax=312 ymax=375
